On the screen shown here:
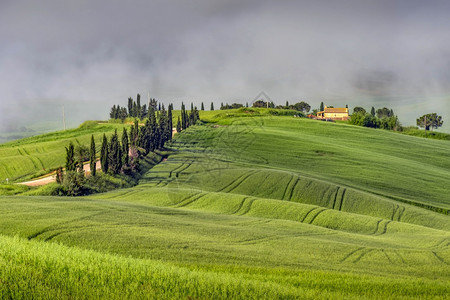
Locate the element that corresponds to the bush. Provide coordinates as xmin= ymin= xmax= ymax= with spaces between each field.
xmin=62 ymin=171 xmax=87 ymax=196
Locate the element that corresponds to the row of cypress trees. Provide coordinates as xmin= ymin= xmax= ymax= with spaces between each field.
xmin=100 ymin=104 xmax=173 ymax=175
xmin=177 ymin=102 xmax=199 ymax=132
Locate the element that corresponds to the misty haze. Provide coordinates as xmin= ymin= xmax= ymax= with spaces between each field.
xmin=1 ymin=0 xmax=449 ymax=138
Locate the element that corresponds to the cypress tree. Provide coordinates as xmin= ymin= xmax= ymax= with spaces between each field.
xmin=101 ymin=134 xmax=109 ymax=173
xmin=210 ymin=102 xmax=214 ymax=111
xmin=89 ymin=135 xmax=96 ymax=176
xmin=148 ymin=105 xmax=157 ymax=152
xmin=320 ymin=101 xmax=324 ymax=111
xmin=65 ymin=142 xmax=77 ymax=172
xmin=201 ymin=102 xmax=204 ymax=111
xmin=136 ymin=94 xmax=141 ymax=119
xmin=130 ymin=124 xmax=136 ymax=147
xmin=128 ymin=97 xmax=133 ymax=117
xmin=168 ymin=104 xmax=173 ymax=141
xmin=122 ymin=128 xmax=129 ymax=166
xmin=108 ymin=129 xmax=122 ymax=174
xmin=176 ymin=116 xmax=182 ymax=133
xmin=181 ymin=102 xmax=186 ymax=129
xmin=159 ymin=105 xmax=169 ymax=148
xmin=191 ymin=102 xmax=194 ymax=111
xmin=371 ymin=107 xmax=376 ymax=117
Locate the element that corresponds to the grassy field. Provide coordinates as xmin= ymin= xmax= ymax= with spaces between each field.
xmin=0 ymin=121 xmax=126 ymax=183
xmin=0 ymin=109 xmax=449 ymax=298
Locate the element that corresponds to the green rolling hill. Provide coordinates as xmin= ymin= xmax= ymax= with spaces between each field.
xmin=0 ymin=109 xmax=449 ymax=299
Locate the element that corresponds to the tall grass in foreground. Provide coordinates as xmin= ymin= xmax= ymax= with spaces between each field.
xmin=0 ymin=235 xmax=447 ymax=299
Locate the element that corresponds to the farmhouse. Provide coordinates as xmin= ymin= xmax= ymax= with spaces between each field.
xmin=316 ymin=106 xmax=349 ymax=120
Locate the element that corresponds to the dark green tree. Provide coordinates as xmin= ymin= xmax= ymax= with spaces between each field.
xmin=100 ymin=134 xmax=109 ymax=173
xmin=136 ymin=94 xmax=141 ymax=119
xmin=376 ymin=107 xmax=394 ymax=119
xmin=127 ymin=97 xmax=133 ymax=117
xmin=353 ymin=107 xmax=366 ymax=115
xmin=65 ymin=142 xmax=77 ymax=172
xmin=417 ymin=113 xmax=443 ymax=131
xmin=201 ymin=102 xmax=204 ymax=111
xmin=168 ymin=104 xmax=173 ymax=141
xmin=319 ymin=102 xmax=324 ymax=111
xmin=108 ymin=129 xmax=122 ymax=174
xmin=89 ymin=135 xmax=96 ymax=176
xmin=181 ymin=102 xmax=186 ymax=129
xmin=293 ymin=101 xmax=311 ymax=113
xmin=176 ymin=116 xmax=182 ymax=133
xmin=210 ymin=102 xmax=214 ymax=111
xmin=370 ymin=107 xmax=376 ymax=117
xmin=122 ymin=128 xmax=129 ymax=166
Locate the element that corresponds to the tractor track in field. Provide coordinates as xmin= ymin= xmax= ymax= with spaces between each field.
xmin=307 ymin=208 xmax=327 ymax=224
xmin=175 ymin=162 xmax=194 ymax=178
xmin=340 ymin=247 xmax=365 ymax=263
xmin=331 ymin=187 xmax=346 ymax=211
xmin=216 ymin=170 xmax=258 ymax=193
xmin=286 ymin=177 xmax=300 ymax=201
xmin=352 ymin=249 xmax=375 ymax=263
xmin=28 ymin=211 xmax=107 ymax=241
xmin=431 ymin=251 xmax=449 ymax=265
xmin=174 ymin=192 xmax=205 ymax=208
xmin=431 ymin=238 xmax=450 ymax=250
xmin=331 ymin=187 xmax=339 ymax=209
xmin=391 ymin=204 xmax=406 ymax=221
xmin=393 ymin=250 xmax=406 ymax=263
xmin=375 ymin=220 xmax=391 ymax=235
xmin=281 ymin=175 xmax=295 ymax=201
xmin=372 ymin=219 xmax=383 ymax=235
xmin=237 ymin=198 xmax=256 ymax=216
xmin=382 ymin=250 xmax=393 ymax=263
xmin=300 ymin=207 xmax=322 ymax=223
xmin=168 ymin=160 xmax=193 ymax=178
xmin=340 ymin=247 xmax=377 ymax=263
xmin=232 ymin=197 xmax=249 ymax=215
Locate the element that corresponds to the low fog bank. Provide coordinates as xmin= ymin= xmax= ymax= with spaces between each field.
xmin=1 ymin=0 xmax=449 ymax=133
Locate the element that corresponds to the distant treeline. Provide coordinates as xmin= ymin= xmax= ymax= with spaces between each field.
xmin=220 ymin=100 xmax=312 ymax=113
xmin=350 ymin=106 xmax=401 ymax=131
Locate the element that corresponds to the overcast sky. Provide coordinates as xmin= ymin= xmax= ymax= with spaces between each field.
xmin=1 ymin=0 xmax=450 ymax=131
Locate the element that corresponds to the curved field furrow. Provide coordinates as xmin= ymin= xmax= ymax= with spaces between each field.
xmin=232 ymin=197 xmax=248 ymax=215
xmin=217 ymin=170 xmax=258 ymax=193
xmin=286 ymin=178 xmax=300 ymax=201
xmin=393 ymin=250 xmax=407 ymax=264
xmin=340 ymin=247 xmax=365 ymax=263
xmin=371 ymin=219 xmax=383 ymax=235
xmin=339 ymin=188 xmax=346 ymax=211
xmin=382 ymin=250 xmax=393 ymax=263
xmin=353 ymin=249 xmax=375 ymax=263
xmin=307 ymin=208 xmax=327 ymax=225
xmin=376 ymin=220 xmax=392 ymax=235
xmin=331 ymin=186 xmax=340 ymax=209
xmin=174 ymin=192 xmax=205 ymax=208
xmin=237 ymin=198 xmax=256 ymax=216
xmin=432 ymin=251 xmax=449 ymax=265
xmin=300 ymin=207 xmax=321 ymax=223
xmin=281 ymin=175 xmax=295 ymax=201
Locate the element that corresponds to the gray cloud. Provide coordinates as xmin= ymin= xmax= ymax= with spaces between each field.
xmin=1 ymin=0 xmax=449 ymax=132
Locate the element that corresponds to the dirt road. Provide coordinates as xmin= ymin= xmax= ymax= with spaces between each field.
xmin=18 ymin=160 xmax=102 ymax=187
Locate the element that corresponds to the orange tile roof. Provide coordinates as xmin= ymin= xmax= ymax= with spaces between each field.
xmin=323 ymin=107 xmax=348 ymax=113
